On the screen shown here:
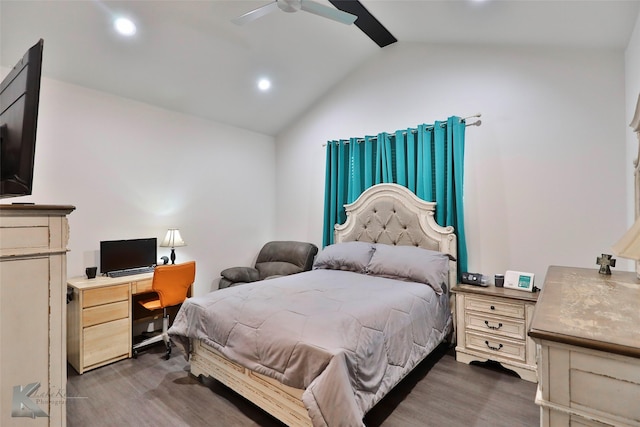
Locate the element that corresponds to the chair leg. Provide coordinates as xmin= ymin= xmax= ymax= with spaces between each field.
xmin=162 ymin=312 xmax=172 ymax=360
xmin=132 ymin=307 xmax=172 ymax=359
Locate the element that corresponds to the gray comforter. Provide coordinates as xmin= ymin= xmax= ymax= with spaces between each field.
xmin=169 ymin=269 xmax=452 ymax=427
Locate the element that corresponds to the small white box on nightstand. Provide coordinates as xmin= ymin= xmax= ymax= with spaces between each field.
xmin=504 ymin=270 xmax=535 ymax=292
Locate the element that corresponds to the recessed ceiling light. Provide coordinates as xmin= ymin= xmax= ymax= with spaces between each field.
xmin=257 ymin=78 xmax=271 ymax=91
xmin=114 ymin=17 xmax=136 ymax=36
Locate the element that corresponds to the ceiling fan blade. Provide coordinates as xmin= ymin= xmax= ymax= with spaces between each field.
xmin=328 ymin=0 xmax=397 ymax=47
xmin=300 ymin=0 xmax=357 ymax=25
xmin=232 ymin=1 xmax=280 ymax=26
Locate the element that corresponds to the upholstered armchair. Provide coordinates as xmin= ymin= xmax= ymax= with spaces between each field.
xmin=219 ymin=241 xmax=319 ymax=289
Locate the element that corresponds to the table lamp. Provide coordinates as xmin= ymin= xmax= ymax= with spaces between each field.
xmin=160 ymin=228 xmax=186 ymax=264
xmin=612 ymin=218 xmax=640 ymax=276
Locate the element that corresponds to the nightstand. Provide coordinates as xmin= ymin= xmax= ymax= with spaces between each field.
xmin=452 ymin=284 xmax=539 ymax=382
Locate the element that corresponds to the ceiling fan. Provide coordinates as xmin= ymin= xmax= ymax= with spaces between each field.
xmin=232 ymin=0 xmax=397 ymax=48
xmin=232 ymin=0 xmax=357 ymax=26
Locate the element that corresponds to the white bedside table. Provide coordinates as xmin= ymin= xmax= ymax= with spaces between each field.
xmin=452 ymin=284 xmax=539 ymax=382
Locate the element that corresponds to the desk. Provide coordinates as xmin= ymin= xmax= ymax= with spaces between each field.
xmin=67 ymin=273 xmax=157 ymax=374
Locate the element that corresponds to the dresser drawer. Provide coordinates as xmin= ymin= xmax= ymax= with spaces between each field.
xmin=83 ymin=318 xmax=129 ymax=367
xmin=465 ymin=295 xmax=525 ymax=319
xmin=0 ymin=218 xmax=50 ymax=250
xmin=567 ymin=352 xmax=640 ymax=423
xmin=83 ymin=284 xmax=129 ymax=308
xmin=465 ymin=312 xmax=525 ymax=340
xmin=465 ymin=331 xmax=526 ymax=362
xmin=570 ymin=415 xmax=614 ymax=427
xmin=82 ymin=300 xmax=128 ymax=327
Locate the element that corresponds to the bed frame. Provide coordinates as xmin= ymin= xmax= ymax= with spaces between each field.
xmin=190 ymin=183 xmax=458 ymax=426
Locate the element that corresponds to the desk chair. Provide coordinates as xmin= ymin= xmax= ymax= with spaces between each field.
xmin=132 ymin=261 xmax=195 ymax=359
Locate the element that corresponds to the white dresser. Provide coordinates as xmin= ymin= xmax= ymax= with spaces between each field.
xmin=529 ymin=266 xmax=640 ymax=427
xmin=0 ymin=204 xmax=74 ymax=427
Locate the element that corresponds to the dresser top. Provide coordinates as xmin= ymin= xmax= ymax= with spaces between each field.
xmin=529 ymin=265 xmax=640 ymax=358
xmin=0 ymin=204 xmax=75 ymax=215
xmin=452 ymin=283 xmax=539 ymax=302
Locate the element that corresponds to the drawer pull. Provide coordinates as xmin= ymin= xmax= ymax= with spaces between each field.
xmin=490 ymin=305 xmax=495 ymax=310
xmin=484 ymin=320 xmax=503 ymax=330
xmin=485 ymin=341 xmax=503 ymax=351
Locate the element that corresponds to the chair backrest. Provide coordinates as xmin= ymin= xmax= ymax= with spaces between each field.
xmin=152 ymin=261 xmax=196 ymax=308
xmin=254 ymin=241 xmax=318 ymax=279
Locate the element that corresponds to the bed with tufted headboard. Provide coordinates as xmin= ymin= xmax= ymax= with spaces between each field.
xmin=169 ymin=183 xmax=457 ymax=427
xmin=334 ymin=183 xmax=457 ymax=286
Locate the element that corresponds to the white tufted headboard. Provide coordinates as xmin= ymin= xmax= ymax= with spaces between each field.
xmin=334 ymin=183 xmax=458 ymax=287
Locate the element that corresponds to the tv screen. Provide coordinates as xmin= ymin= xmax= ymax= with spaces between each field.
xmin=0 ymin=39 xmax=43 ymax=199
xmin=100 ymin=238 xmax=157 ymax=275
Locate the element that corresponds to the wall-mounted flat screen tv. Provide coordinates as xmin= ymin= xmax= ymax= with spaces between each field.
xmin=100 ymin=238 xmax=157 ymax=275
xmin=0 ymin=39 xmax=43 ymax=199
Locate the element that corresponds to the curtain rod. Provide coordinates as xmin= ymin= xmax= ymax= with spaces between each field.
xmin=322 ymin=114 xmax=482 ymax=146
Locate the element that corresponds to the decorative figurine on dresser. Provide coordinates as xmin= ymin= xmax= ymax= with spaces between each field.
xmin=452 ymin=279 xmax=539 ymax=383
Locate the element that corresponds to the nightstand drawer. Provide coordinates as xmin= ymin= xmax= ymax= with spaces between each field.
xmin=465 ymin=295 xmax=525 ymax=319
xmin=465 ymin=312 xmax=525 ymax=340
xmin=465 ymin=331 xmax=526 ymax=362
xmin=82 ymin=300 xmax=129 ymax=327
xmin=83 ymin=284 xmax=129 ymax=308
xmin=83 ymin=318 xmax=129 ymax=367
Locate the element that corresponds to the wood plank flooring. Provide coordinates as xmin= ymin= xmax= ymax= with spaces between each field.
xmin=66 ymin=344 xmax=539 ymax=426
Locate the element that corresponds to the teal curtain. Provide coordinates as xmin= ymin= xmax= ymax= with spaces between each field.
xmin=322 ymin=116 xmax=468 ymax=275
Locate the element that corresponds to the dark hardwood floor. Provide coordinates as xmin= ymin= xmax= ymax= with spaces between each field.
xmin=66 ymin=344 xmax=539 ymax=426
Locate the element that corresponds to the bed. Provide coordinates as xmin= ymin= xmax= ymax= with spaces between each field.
xmin=169 ymin=183 xmax=458 ymax=427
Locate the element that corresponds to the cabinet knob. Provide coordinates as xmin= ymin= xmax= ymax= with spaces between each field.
xmin=490 ymin=305 xmax=495 ymax=310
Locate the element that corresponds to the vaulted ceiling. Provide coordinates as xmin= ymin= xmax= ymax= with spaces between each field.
xmin=1 ymin=1 xmax=638 ymax=136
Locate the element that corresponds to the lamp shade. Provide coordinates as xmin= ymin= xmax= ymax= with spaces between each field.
xmin=160 ymin=229 xmax=186 ymax=248
xmin=612 ymin=217 xmax=640 ymax=260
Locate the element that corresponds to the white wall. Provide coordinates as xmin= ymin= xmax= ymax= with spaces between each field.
xmin=625 ymin=11 xmax=640 ymax=219
xmin=275 ymin=43 xmax=628 ymax=285
xmin=620 ymin=10 xmax=640 ymax=272
xmin=6 ymin=75 xmax=277 ymax=296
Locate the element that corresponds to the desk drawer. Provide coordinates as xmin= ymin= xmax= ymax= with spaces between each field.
xmin=82 ymin=300 xmax=128 ymax=327
xmin=83 ymin=284 xmax=129 ymax=308
xmin=83 ymin=318 xmax=129 ymax=367
xmin=132 ymin=279 xmax=153 ymax=294
xmin=465 ymin=331 xmax=526 ymax=362
xmin=465 ymin=312 xmax=525 ymax=340
xmin=465 ymin=295 xmax=525 ymax=319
